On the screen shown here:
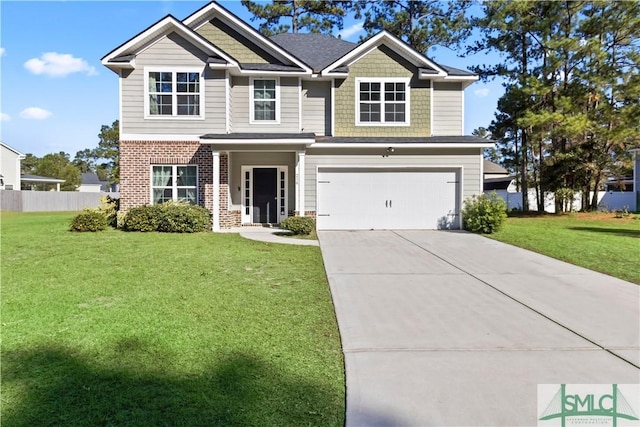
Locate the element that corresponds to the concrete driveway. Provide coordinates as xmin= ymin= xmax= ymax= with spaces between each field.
xmin=318 ymin=230 xmax=640 ymax=426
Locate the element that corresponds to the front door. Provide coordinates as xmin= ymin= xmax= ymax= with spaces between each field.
xmin=252 ymin=168 xmax=277 ymax=223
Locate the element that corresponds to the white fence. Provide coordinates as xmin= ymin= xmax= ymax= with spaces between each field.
xmin=490 ymin=190 xmax=637 ymax=213
xmin=0 ymin=190 xmax=119 ymax=212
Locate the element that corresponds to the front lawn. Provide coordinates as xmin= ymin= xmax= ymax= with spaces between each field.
xmin=489 ymin=212 xmax=640 ymax=284
xmin=1 ymin=212 xmax=344 ymax=426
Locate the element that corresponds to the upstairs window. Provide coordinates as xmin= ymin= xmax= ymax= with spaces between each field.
xmin=251 ymin=78 xmax=279 ymax=123
xmin=357 ymin=78 xmax=410 ymax=126
xmin=151 ymin=165 xmax=197 ymax=204
xmin=146 ymin=69 xmax=203 ymax=118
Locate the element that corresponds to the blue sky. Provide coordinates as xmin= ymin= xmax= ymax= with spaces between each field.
xmin=0 ymin=1 xmax=503 ymax=157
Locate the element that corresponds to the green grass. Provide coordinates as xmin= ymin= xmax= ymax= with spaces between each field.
xmin=1 ymin=212 xmax=344 ymax=426
xmin=488 ymin=213 xmax=640 ymax=284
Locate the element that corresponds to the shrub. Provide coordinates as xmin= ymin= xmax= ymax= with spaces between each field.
xmin=280 ymin=216 xmax=315 ymax=235
xmin=121 ymin=205 xmax=160 ymax=232
xmin=462 ymin=192 xmax=507 ymax=234
xmin=98 ymin=195 xmax=119 ymax=227
xmin=156 ymin=201 xmax=211 ymax=233
xmin=70 ymin=209 xmax=108 ymax=232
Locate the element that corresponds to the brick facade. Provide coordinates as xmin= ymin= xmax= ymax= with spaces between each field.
xmin=120 ymin=140 xmax=241 ymax=228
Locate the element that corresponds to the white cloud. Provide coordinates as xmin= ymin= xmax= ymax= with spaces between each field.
xmin=474 ymin=88 xmax=490 ymax=97
xmin=0 ymin=47 xmax=5 ymax=57
xmin=339 ymin=22 xmax=364 ymax=40
xmin=0 ymin=113 xmax=10 ymax=121
xmin=20 ymin=107 xmax=53 ymax=120
xmin=24 ymin=52 xmax=97 ymax=77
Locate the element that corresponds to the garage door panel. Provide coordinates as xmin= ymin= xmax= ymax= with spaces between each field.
xmin=317 ymin=169 xmax=459 ymax=230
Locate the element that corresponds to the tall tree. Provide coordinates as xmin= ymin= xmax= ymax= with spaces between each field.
xmin=34 ymin=152 xmax=81 ymax=191
xmin=356 ymin=0 xmax=471 ymax=54
xmin=73 ymin=148 xmax=96 ymax=173
xmin=95 ymin=120 xmax=120 ymax=183
xmin=20 ymin=153 xmax=39 ymax=175
xmin=242 ymin=0 xmax=353 ymax=35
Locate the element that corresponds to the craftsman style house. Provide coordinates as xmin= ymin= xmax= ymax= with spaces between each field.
xmin=102 ymin=1 xmax=492 ymax=231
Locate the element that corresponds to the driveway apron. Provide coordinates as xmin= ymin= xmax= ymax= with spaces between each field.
xmin=318 ymin=230 xmax=640 ymax=426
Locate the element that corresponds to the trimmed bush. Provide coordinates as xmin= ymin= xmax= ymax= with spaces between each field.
xmin=70 ymin=209 xmax=108 ymax=232
xmin=98 ymin=195 xmax=119 ymax=227
xmin=462 ymin=192 xmax=507 ymax=234
xmin=280 ymin=216 xmax=315 ymax=235
xmin=156 ymin=201 xmax=211 ymax=233
xmin=121 ymin=205 xmax=160 ymax=232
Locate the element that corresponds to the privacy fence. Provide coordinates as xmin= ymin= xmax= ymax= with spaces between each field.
xmin=0 ymin=190 xmax=119 ymax=212
xmin=490 ymin=190 xmax=637 ymax=213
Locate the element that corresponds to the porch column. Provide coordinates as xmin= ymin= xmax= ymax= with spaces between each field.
xmin=212 ymin=150 xmax=220 ymax=231
xmin=296 ymin=150 xmax=305 ymax=216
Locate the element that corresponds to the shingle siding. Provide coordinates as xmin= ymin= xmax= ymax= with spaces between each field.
xmin=196 ymin=18 xmax=278 ymax=64
xmin=334 ymin=45 xmax=430 ymax=137
xmin=120 ymin=32 xmax=226 ymax=136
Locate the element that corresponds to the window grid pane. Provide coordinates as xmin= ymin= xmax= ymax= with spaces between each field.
xmin=254 ymin=80 xmax=277 ymax=121
xmin=148 ymin=71 xmax=201 ymax=117
xmin=152 ymin=165 xmax=197 ymax=205
xmin=359 ymin=81 xmax=406 ymax=123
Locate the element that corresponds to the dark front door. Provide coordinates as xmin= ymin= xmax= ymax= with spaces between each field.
xmin=252 ymin=168 xmax=277 ymax=223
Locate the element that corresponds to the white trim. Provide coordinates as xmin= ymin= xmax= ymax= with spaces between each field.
xmin=225 ymin=70 xmax=231 ymax=133
xmin=331 ymin=79 xmax=335 ymax=136
xmin=249 ymin=77 xmax=281 ymax=125
xmin=315 ymin=164 xmax=464 ymax=229
xmin=102 ymin=15 xmax=238 ymax=70
xmin=149 ymin=164 xmax=199 ymax=205
xmin=201 ymin=138 xmax=314 ymax=145
xmin=298 ymin=77 xmax=303 ymax=133
xmin=310 ymin=142 xmax=494 ymax=149
xmin=183 ymin=3 xmax=312 ymax=74
xmin=296 ymin=151 xmax=306 ymax=215
xmin=479 ymin=154 xmax=484 ymax=194
xmin=240 ymin=165 xmax=289 ymax=224
xmin=120 ymin=134 xmax=202 ymax=141
xmin=461 ymin=87 xmax=465 ymax=135
xmin=322 ymin=31 xmax=446 ymax=77
xmin=355 ymin=77 xmax=411 ymax=127
xmin=119 ymin=70 xmax=123 ymax=134
xmin=212 ymin=151 xmax=220 ymax=231
xmin=231 ymin=69 xmax=310 ymax=77
xmin=144 ymin=66 xmax=205 ymax=120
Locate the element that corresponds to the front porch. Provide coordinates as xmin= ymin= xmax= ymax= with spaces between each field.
xmin=204 ymin=135 xmax=314 ymax=231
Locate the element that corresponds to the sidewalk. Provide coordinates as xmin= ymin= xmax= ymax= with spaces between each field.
xmin=221 ymin=227 xmax=319 ymax=246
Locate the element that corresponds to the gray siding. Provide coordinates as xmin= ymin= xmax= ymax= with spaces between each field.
xmin=302 ymin=80 xmax=330 ymax=136
xmin=229 ymin=152 xmax=296 ymax=210
xmin=432 ymin=82 xmax=463 ymax=136
xmin=230 ymin=76 xmax=300 ymax=133
xmin=303 ymin=148 xmax=482 ymax=211
xmin=121 ymin=32 xmax=226 ymax=136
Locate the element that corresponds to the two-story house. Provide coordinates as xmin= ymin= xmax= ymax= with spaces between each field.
xmin=102 ymin=1 xmax=493 ymax=231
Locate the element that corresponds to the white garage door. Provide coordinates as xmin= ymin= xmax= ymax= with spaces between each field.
xmin=317 ymin=168 xmax=459 ymax=230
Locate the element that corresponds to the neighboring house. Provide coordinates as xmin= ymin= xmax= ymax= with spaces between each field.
xmin=0 ymin=142 xmax=25 ymax=190
xmin=102 ymin=1 xmax=493 ymax=231
xmin=20 ymin=174 xmax=65 ymax=191
xmin=483 ymin=160 xmax=514 ymax=191
xmin=78 ymin=172 xmax=111 ymax=192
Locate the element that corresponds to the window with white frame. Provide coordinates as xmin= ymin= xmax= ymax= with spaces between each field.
xmin=251 ymin=78 xmax=278 ymax=122
xmin=357 ymin=78 xmax=410 ymax=125
xmin=151 ymin=165 xmax=197 ymax=204
xmin=147 ymin=69 xmax=203 ymax=117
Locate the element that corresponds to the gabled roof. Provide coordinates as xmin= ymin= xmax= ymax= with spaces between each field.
xmin=270 ymin=33 xmax=357 ymax=73
xmin=1 ymin=142 xmax=25 ymax=158
xmin=183 ymin=1 xmax=312 ymax=74
xmin=102 ymin=14 xmax=238 ymax=73
xmin=483 ymin=160 xmax=508 ymax=174
xmin=322 ymin=31 xmax=447 ymax=77
xmin=81 ymin=173 xmax=103 ymax=185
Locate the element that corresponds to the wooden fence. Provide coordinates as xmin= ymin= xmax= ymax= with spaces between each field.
xmin=0 ymin=190 xmax=119 ymax=212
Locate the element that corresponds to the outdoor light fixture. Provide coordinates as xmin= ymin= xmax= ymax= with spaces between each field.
xmin=383 ymin=147 xmax=395 ymax=158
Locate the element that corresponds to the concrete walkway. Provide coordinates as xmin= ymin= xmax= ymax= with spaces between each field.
xmin=221 ymin=227 xmax=319 ymax=246
xmin=318 ymin=230 xmax=639 ymax=426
